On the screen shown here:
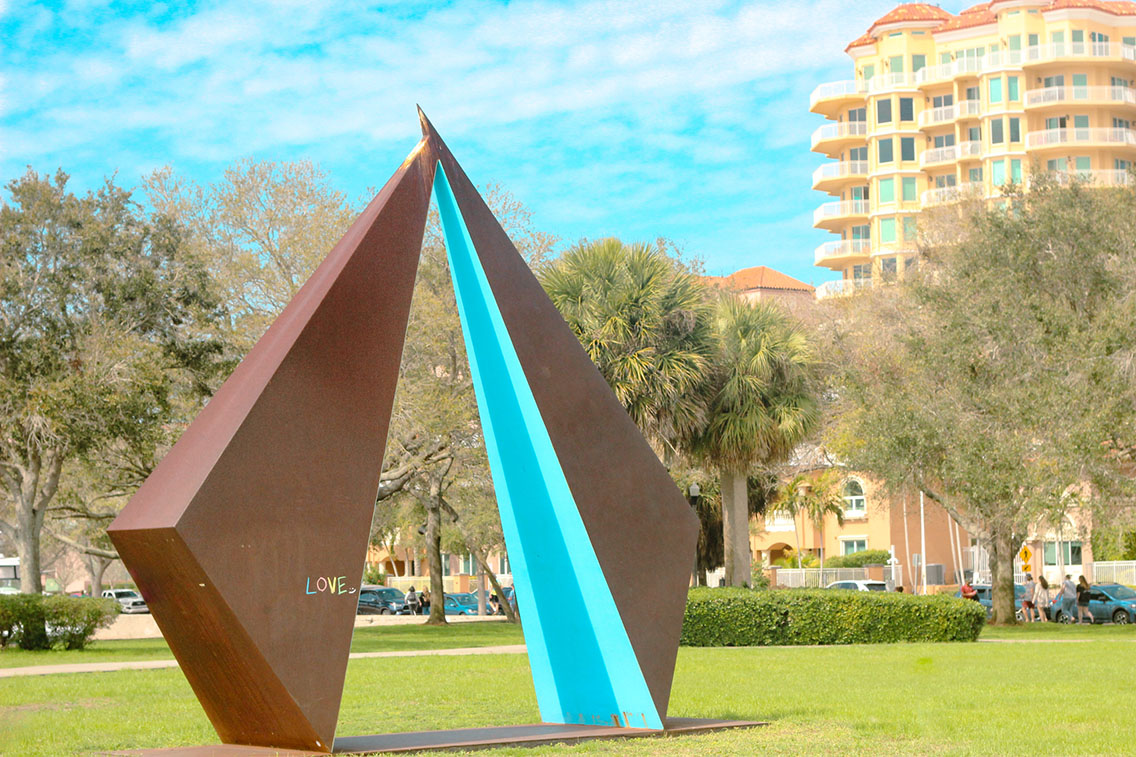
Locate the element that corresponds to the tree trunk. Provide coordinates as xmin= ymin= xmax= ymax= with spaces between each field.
xmin=424 ymin=493 xmax=447 ymax=625
xmin=5 ymin=451 xmax=63 ymax=595
xmin=83 ymin=554 xmax=112 ymax=597
xmin=463 ymin=542 xmax=519 ymax=624
xmin=819 ymin=524 xmax=826 ymax=572
xmin=989 ymin=525 xmax=1018 ymax=625
xmin=721 ymin=469 xmax=750 ymax=587
xmin=16 ymin=514 xmax=43 ymax=594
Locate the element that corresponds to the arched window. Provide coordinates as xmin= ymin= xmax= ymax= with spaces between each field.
xmin=843 ymin=479 xmax=866 ymax=515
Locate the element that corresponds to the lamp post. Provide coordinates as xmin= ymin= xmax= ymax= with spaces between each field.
xmin=688 ymin=483 xmax=701 ymax=586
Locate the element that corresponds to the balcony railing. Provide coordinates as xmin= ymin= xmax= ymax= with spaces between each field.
xmin=816 ymin=278 xmax=873 ymax=299
xmin=810 ymin=80 xmax=868 ymax=109
xmin=813 ymin=199 xmax=870 ymax=225
xmin=867 ymin=71 xmax=918 ymax=94
xmin=814 ymin=239 xmax=871 ymax=264
xmin=958 ymin=100 xmax=982 ymax=118
xmin=812 ymin=160 xmax=869 ymax=185
xmin=921 ymin=182 xmax=985 ymax=206
xmin=1051 ymin=169 xmax=1132 ymax=187
xmin=1024 ymin=85 xmax=1136 ymax=107
xmin=921 ymin=144 xmax=958 ymax=165
xmin=1025 ymin=127 xmax=1136 ymax=148
xmin=959 ymin=140 xmax=983 ymax=159
xmin=810 ymin=121 xmax=868 ymax=149
xmin=918 ymin=104 xmax=955 ymax=127
xmin=913 ymin=44 xmax=1136 ymax=86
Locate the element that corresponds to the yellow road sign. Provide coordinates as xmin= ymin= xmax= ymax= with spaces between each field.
xmin=1019 ymin=545 xmax=1033 ymax=565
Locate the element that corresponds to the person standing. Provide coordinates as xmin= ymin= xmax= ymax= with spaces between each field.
xmin=405 ymin=586 xmax=420 ymax=616
xmin=1076 ymin=575 xmax=1093 ymax=624
xmin=1021 ymin=574 xmax=1036 ymax=622
xmin=1061 ymin=574 xmax=1077 ymax=623
xmin=1033 ymin=576 xmax=1050 ymax=622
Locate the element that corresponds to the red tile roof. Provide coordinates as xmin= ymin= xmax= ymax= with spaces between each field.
xmin=845 ymin=1 xmax=1136 ymax=52
xmin=708 ymin=266 xmax=815 ymax=294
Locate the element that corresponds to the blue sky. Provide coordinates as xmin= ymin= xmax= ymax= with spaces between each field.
xmin=1 ymin=0 xmax=968 ymax=285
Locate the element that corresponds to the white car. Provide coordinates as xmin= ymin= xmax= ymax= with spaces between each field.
xmin=102 ymin=588 xmax=149 ymax=613
xmin=825 ymin=580 xmax=888 ymax=592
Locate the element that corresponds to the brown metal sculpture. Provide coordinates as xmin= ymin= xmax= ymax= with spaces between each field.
xmin=108 ymin=113 xmax=746 ymax=755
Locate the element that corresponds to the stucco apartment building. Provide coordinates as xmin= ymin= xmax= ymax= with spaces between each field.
xmin=811 ymin=0 xmax=1136 ymax=298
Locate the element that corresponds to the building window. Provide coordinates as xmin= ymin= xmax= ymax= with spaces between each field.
xmin=1009 ymin=118 xmax=1021 ymax=143
xmin=1043 ymin=541 xmax=1083 ymax=566
xmin=889 ymin=55 xmax=903 ymax=73
xmin=1008 ymin=76 xmax=1020 ymax=101
xmin=900 ymin=137 xmax=915 ymax=162
xmin=498 ymin=555 xmax=510 ymax=575
xmin=878 ymin=138 xmax=893 ymax=163
xmin=992 ymin=160 xmax=1006 ymax=186
xmin=1011 ymin=159 xmax=1023 ymax=184
xmin=441 ymin=553 xmax=452 ymax=576
xmin=843 ymin=480 xmax=866 ymax=515
xmin=989 ymin=77 xmax=1003 ymax=104
xmin=878 ymin=178 xmax=895 ymax=203
xmin=903 ymin=216 xmax=917 ymax=241
xmin=899 ymin=97 xmax=914 ymax=122
xmin=852 ymin=263 xmax=871 ymax=280
xmin=462 ymin=554 xmax=477 ymax=575
xmin=1075 ymin=156 xmax=1091 ymax=176
xmin=912 ymin=54 xmax=926 ymax=72
xmin=969 ymin=167 xmax=983 ymax=183
xmin=877 ymin=98 xmax=892 ymax=124
xmin=1116 ymin=159 xmax=1132 ymax=171
xmin=880 ymin=256 xmax=897 ymax=282
xmin=1073 ymin=73 xmax=1088 ymax=98
xmin=843 ymin=539 xmax=868 ymax=556
xmin=967 ymin=126 xmax=981 ymax=142
xmin=991 ymin=119 xmax=1004 ymax=144
xmin=849 ymin=107 xmax=866 ymax=122
xmin=863 ymin=64 xmax=875 ymax=81
xmin=879 ymin=217 xmax=896 ymax=244
xmin=851 ymin=224 xmax=870 ymax=240
xmin=901 ymin=177 xmax=917 ymax=202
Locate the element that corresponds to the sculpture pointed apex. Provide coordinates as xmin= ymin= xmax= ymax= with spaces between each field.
xmin=417 ymin=106 xmax=433 ymax=137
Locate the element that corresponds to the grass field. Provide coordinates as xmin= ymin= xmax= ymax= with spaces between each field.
xmin=0 ymin=620 xmax=527 ymax=668
xmin=3 ymin=623 xmax=1136 ymax=755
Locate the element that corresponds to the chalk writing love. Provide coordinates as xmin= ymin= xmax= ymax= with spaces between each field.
xmin=304 ymin=575 xmax=356 ymax=595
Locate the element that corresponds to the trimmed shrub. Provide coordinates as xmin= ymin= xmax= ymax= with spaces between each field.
xmin=43 ymin=596 xmax=119 ymax=650
xmin=823 ymin=549 xmax=892 ymax=568
xmin=0 ymin=594 xmax=118 ymax=650
xmin=681 ymin=587 xmax=985 ymax=646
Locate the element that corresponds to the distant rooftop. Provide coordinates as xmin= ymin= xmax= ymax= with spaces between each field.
xmin=706 ymin=265 xmax=815 ymax=294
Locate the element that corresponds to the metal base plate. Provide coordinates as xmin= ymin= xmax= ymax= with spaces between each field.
xmin=104 ymin=717 xmax=763 ymax=755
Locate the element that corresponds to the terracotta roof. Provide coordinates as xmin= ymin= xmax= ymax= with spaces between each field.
xmin=936 ymin=3 xmax=996 ymax=31
xmin=1046 ymin=0 xmax=1136 ymax=14
xmin=709 ymin=266 xmax=815 ymax=294
xmin=867 ymin=3 xmax=953 ymax=33
xmin=845 ymin=32 xmax=876 ymax=51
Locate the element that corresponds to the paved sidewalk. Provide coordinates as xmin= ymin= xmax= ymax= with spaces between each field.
xmin=0 ymin=644 xmax=527 ymax=679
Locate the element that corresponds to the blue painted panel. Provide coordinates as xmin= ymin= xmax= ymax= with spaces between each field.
xmin=432 ymin=164 xmax=662 ymax=730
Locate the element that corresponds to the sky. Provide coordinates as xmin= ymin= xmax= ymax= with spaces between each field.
xmin=1 ymin=0 xmax=969 ymax=285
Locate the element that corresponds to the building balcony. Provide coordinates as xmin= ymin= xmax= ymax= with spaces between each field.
xmin=812 ymin=160 xmax=869 ymax=191
xmin=921 ymin=182 xmax=985 ymax=206
xmin=1025 ymin=127 xmax=1136 ymax=150
xmin=957 ymin=100 xmax=982 ymax=119
xmin=867 ymin=72 xmax=918 ymax=94
xmin=816 ymin=278 xmax=872 ymax=299
xmin=918 ymin=104 xmax=956 ymax=128
xmin=921 ymin=144 xmax=958 ymax=166
xmin=1024 ymin=41 xmax=1136 ymax=67
xmin=814 ymin=239 xmax=871 ymax=267
xmin=810 ymin=121 xmax=868 ymax=154
xmin=1048 ymin=169 xmax=1133 ymax=187
xmin=1024 ymin=85 xmax=1136 ymax=109
xmin=915 ymin=57 xmax=983 ymax=85
xmin=810 ymin=79 xmax=868 ymax=117
xmin=958 ymin=140 xmax=983 ymax=159
xmin=984 ymin=49 xmax=1025 ymax=70
xmin=813 ymin=199 xmax=869 ymax=230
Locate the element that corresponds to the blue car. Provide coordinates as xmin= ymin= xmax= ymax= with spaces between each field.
xmin=1048 ymin=583 xmax=1136 ymax=624
xmin=443 ymin=592 xmax=481 ymax=615
xmin=956 ymin=584 xmax=1027 ymax=621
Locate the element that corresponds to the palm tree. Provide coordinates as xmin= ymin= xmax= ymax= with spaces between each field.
xmin=801 ymin=471 xmax=846 ymax=571
xmin=772 ymin=474 xmax=810 ymax=569
xmin=695 ymin=297 xmax=820 ymax=586
xmin=540 ymin=238 xmax=715 ymax=455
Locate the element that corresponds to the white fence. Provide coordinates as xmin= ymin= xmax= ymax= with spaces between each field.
xmin=1093 ymin=561 xmax=1136 ymax=585
xmin=773 ymin=568 xmax=867 ymax=588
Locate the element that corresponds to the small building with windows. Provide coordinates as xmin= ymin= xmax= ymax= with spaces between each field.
xmin=750 ymin=450 xmax=970 ymax=589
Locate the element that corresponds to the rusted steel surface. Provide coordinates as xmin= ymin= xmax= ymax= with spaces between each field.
xmin=418 ymin=110 xmax=700 ymax=722
xmin=108 ymin=141 xmax=435 ymax=753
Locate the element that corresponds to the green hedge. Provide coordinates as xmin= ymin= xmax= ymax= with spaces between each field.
xmin=681 ymin=588 xmax=985 ymax=646
xmin=0 ymin=595 xmax=119 ymax=650
xmin=822 ymin=549 xmax=892 ymax=568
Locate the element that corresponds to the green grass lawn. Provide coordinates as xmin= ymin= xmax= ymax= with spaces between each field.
xmin=3 ymin=635 xmax=1136 ymax=755
xmin=0 ymin=620 xmax=526 ymax=668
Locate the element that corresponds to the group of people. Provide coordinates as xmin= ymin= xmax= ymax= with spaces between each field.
xmin=1020 ymin=573 xmax=1093 ymax=623
xmin=403 ymin=586 xmax=431 ymax=615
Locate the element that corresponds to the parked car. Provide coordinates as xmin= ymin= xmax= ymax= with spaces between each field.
xmin=442 ymin=593 xmax=481 ymax=615
xmin=825 ymin=580 xmax=888 ymax=592
xmin=102 ymin=588 xmax=148 ymax=614
xmin=356 ymin=586 xmax=406 ymax=615
xmin=955 ymin=584 xmax=1026 ymax=621
xmin=1047 ymin=583 xmax=1136 ymax=624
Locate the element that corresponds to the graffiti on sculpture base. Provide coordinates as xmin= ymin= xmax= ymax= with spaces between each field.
xmin=304 ymin=575 xmax=357 ymax=596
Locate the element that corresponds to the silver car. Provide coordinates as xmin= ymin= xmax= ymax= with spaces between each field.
xmin=102 ymin=588 xmax=148 ymax=614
